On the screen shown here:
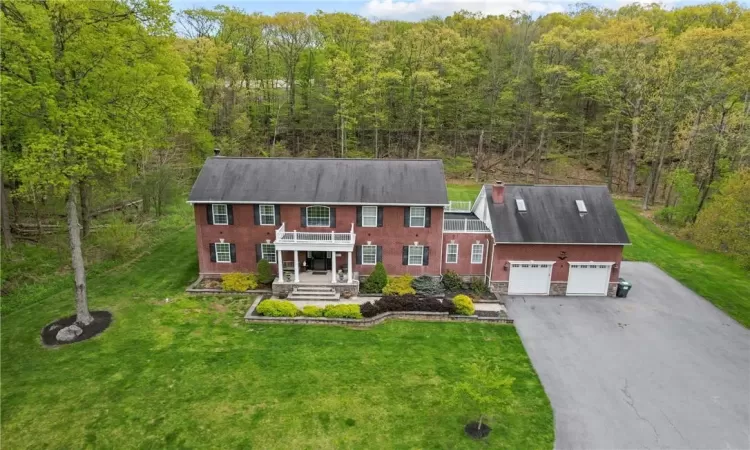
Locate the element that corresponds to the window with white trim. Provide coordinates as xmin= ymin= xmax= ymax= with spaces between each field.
xmin=410 ymin=207 xmax=426 ymax=227
xmin=471 ymin=244 xmax=483 ymax=264
xmin=259 ymin=204 xmax=275 ymax=225
xmin=306 ymin=205 xmax=330 ymax=227
xmin=361 ymin=245 xmax=377 ymax=265
xmin=446 ymin=243 xmax=458 ymax=264
xmin=362 ymin=206 xmax=378 ymax=227
xmin=212 ymin=204 xmax=229 ymax=225
xmin=408 ymin=245 xmax=424 ymax=265
xmin=261 ymin=243 xmax=276 ymax=263
xmin=215 ymin=242 xmax=231 ymax=263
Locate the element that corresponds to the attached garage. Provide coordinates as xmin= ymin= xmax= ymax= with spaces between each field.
xmin=566 ymin=263 xmax=614 ymax=296
xmin=508 ymin=262 xmax=553 ymax=295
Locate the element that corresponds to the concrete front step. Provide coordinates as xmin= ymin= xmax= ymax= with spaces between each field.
xmin=295 ymin=286 xmax=337 ymax=292
xmin=287 ymin=293 xmax=341 ymax=301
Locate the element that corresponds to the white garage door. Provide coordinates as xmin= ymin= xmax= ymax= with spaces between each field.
xmin=566 ymin=263 xmax=613 ymax=296
xmin=508 ymin=262 xmax=553 ymax=295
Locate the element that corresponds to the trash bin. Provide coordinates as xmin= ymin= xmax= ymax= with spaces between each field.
xmin=616 ymin=278 xmax=632 ymax=298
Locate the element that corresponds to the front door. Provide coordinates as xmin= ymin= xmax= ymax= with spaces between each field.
xmin=309 ymin=251 xmax=332 ymax=271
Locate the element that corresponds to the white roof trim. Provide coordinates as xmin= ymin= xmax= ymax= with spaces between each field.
xmin=188 ymin=201 xmax=449 ymax=206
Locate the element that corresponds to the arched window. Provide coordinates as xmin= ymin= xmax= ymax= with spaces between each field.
xmin=306 ymin=206 xmax=330 ymax=227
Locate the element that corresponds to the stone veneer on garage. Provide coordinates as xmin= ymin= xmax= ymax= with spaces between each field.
xmin=490 ymin=281 xmax=618 ymax=297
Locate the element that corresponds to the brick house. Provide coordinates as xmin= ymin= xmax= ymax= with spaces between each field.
xmin=188 ymin=157 xmax=629 ymax=297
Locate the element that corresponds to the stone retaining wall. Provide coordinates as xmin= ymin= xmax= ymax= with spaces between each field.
xmin=245 ymin=310 xmax=513 ymax=327
xmin=489 ymin=280 xmax=617 ymax=297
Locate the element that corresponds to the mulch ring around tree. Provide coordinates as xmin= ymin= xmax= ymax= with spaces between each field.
xmin=464 ymin=421 xmax=492 ymax=439
xmin=40 ymin=311 xmax=113 ymax=347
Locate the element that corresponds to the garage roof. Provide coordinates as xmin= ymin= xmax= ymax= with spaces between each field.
xmin=484 ymin=184 xmax=630 ymax=244
xmin=189 ymin=157 xmax=449 ymax=205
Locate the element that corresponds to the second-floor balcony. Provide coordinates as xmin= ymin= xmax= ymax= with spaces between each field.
xmin=274 ymin=222 xmax=356 ymax=251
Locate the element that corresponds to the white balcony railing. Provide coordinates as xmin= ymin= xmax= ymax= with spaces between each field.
xmin=445 ymin=201 xmax=473 ymax=212
xmin=443 ymin=218 xmax=491 ymax=233
xmin=274 ymin=222 xmax=355 ymax=245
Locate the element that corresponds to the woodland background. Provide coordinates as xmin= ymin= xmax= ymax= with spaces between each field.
xmin=1 ymin=0 xmax=749 ymax=294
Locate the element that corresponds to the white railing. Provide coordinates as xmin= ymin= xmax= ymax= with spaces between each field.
xmin=275 ymin=222 xmax=355 ymax=244
xmin=445 ymin=201 xmax=473 ymax=212
xmin=443 ymin=218 xmax=491 ymax=233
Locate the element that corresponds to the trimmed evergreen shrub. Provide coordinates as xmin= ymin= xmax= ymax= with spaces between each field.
xmin=453 ymin=294 xmax=475 ymax=315
xmin=301 ymin=305 xmax=324 ymax=317
xmin=323 ymin=304 xmax=362 ymax=319
xmin=382 ymin=275 xmax=416 ymax=295
xmin=362 ymin=262 xmax=387 ymax=293
xmin=256 ymin=299 xmax=299 ymax=317
xmin=412 ymin=275 xmax=445 ymax=296
xmin=470 ymin=278 xmax=490 ymax=296
xmin=221 ymin=273 xmax=258 ymax=292
xmin=360 ymin=301 xmax=379 ymax=318
xmin=257 ymin=259 xmax=275 ymax=285
xmin=442 ymin=270 xmax=464 ymax=291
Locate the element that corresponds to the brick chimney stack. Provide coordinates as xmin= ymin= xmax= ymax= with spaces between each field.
xmin=491 ymin=180 xmax=505 ymax=204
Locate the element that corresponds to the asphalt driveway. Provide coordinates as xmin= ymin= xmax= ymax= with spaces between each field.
xmin=507 ymin=262 xmax=750 ymax=450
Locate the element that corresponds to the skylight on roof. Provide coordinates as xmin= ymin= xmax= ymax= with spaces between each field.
xmin=576 ymin=200 xmax=587 ymax=213
xmin=516 ymin=198 xmax=527 ymax=212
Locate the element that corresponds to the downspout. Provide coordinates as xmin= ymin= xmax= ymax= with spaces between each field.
xmin=484 ymin=237 xmax=490 ymax=283
xmin=439 ymin=206 xmax=445 ymax=277
xmin=487 ymin=238 xmax=495 ymax=285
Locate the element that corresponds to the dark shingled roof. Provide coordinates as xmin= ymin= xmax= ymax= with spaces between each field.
xmin=188 ymin=157 xmax=449 ymax=205
xmin=484 ymin=184 xmax=630 ymax=244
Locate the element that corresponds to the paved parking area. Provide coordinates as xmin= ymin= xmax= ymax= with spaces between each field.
xmin=507 ymin=262 xmax=750 ymax=450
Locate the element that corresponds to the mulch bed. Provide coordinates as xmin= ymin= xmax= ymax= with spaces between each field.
xmin=40 ymin=311 xmax=113 ymax=347
xmin=464 ymin=421 xmax=492 ymax=439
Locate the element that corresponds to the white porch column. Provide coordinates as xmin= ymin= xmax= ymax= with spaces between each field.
xmin=331 ymin=252 xmax=337 ymax=283
xmin=293 ymin=250 xmax=300 ymax=282
xmin=277 ymin=250 xmax=283 ymax=282
xmin=347 ymin=251 xmax=353 ymax=283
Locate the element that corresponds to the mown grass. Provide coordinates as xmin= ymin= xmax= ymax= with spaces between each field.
xmin=616 ymin=200 xmax=750 ymax=328
xmin=1 ymin=225 xmax=553 ymax=449
xmin=447 ymin=183 xmax=483 ymax=202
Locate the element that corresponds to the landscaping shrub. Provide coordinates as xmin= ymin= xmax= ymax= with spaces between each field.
xmin=470 ymin=278 xmax=489 ymax=296
xmin=256 ymin=299 xmax=299 ymax=317
xmin=256 ymin=259 xmax=275 ymax=285
xmin=382 ymin=275 xmax=416 ymax=295
xmin=360 ymin=294 xmax=453 ymax=318
xmin=301 ymin=305 xmax=324 ymax=317
xmin=442 ymin=270 xmax=464 ymax=291
xmin=91 ymin=218 xmax=142 ymax=259
xmin=453 ymin=294 xmax=475 ymax=315
xmin=362 ymin=262 xmax=388 ymax=293
xmin=412 ymin=275 xmax=445 ymax=296
xmin=221 ymin=273 xmax=258 ymax=292
xmin=323 ymin=304 xmax=362 ymax=319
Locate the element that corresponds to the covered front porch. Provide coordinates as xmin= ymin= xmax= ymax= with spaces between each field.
xmin=272 ymin=222 xmax=359 ymax=296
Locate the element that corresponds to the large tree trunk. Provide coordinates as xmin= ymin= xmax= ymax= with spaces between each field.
xmin=695 ymin=107 xmax=729 ymax=219
xmin=641 ymin=121 xmax=664 ymax=210
xmin=534 ymin=124 xmax=547 ymax=184
xmin=79 ymin=179 xmax=90 ymax=238
xmin=474 ymin=130 xmax=484 ymax=182
xmin=374 ymin=125 xmax=379 ymax=159
xmin=627 ymin=98 xmax=642 ymax=195
xmin=1 ymin=178 xmax=12 ymax=249
xmin=67 ymin=182 xmax=94 ymax=326
xmin=607 ymin=114 xmax=620 ymax=192
xmin=416 ymin=111 xmax=423 ymax=159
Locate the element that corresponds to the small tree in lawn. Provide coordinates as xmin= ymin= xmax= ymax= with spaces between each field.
xmin=257 ymin=259 xmax=275 ymax=285
xmin=455 ymin=360 xmax=516 ymax=438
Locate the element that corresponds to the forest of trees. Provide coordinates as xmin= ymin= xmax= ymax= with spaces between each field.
xmin=1 ymin=1 xmax=748 ymax=321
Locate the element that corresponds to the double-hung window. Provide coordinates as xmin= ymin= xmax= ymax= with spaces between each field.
xmin=215 ymin=242 xmax=231 ymax=263
xmin=212 ymin=204 xmax=229 ymax=225
xmin=261 ymin=243 xmax=276 ymax=263
xmin=471 ymin=243 xmax=484 ymax=264
xmin=408 ymin=245 xmax=424 ymax=266
xmin=361 ymin=245 xmax=377 ymax=265
xmin=259 ymin=205 xmax=275 ymax=225
xmin=362 ymin=206 xmax=378 ymax=227
xmin=306 ymin=206 xmax=330 ymax=227
xmin=446 ymin=243 xmax=458 ymax=264
xmin=409 ymin=207 xmax=426 ymax=227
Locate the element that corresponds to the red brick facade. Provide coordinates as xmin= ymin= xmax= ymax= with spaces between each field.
xmin=441 ymin=233 xmax=492 ymax=277
xmin=489 ymin=243 xmax=624 ymax=282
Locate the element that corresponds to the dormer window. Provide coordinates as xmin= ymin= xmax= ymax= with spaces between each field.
xmin=576 ymin=200 xmax=587 ymax=213
xmin=516 ymin=198 xmax=527 ymax=212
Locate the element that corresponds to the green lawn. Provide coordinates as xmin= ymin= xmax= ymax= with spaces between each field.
xmin=447 ymin=183 xmax=483 ymax=202
xmin=616 ymin=200 xmax=750 ymax=328
xmin=1 ymin=226 xmax=553 ymax=449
